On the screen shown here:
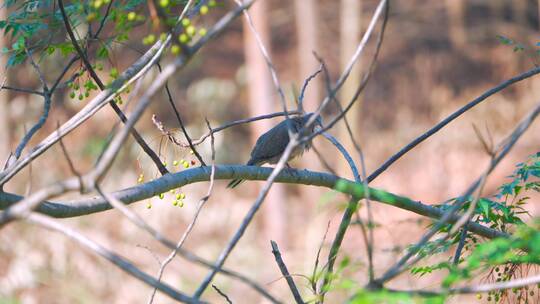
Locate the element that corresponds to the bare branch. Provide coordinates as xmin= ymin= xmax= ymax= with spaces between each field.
xmin=57 ymin=0 xmax=168 ymax=176
xmin=0 ymin=0 xmax=248 ymax=185
xmin=233 ymin=0 xmax=289 ymax=115
xmin=297 ymin=64 xmax=323 ymax=112
xmin=148 ymin=119 xmax=216 ymax=304
xmin=12 ymin=49 xmax=52 ymax=161
xmin=0 ymin=165 xmax=508 ymax=241
xmin=373 ymin=101 xmax=540 ymax=285
xmin=367 ymin=65 xmax=540 ymax=183
xmin=0 ymin=85 xmax=43 ymax=96
xmin=26 ymin=213 xmax=201 ymax=303
xmin=270 ymin=241 xmax=305 ymax=304
xmin=212 ymin=284 xmax=233 ymax=304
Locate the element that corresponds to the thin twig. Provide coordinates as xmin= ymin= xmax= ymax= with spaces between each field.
xmin=0 ymin=85 xmax=43 ymax=96
xmin=212 ymin=284 xmax=233 ymax=304
xmin=190 ymin=111 xmax=301 ymax=146
xmin=193 ymin=138 xmax=303 ymax=297
xmin=373 ymin=101 xmax=540 ymax=286
xmin=157 ymin=63 xmax=206 ymax=166
xmin=270 ymin=241 xmax=305 ymax=304
xmin=26 ymin=213 xmax=201 ymax=303
xmin=304 ymin=0 xmax=389 ymax=142
xmin=367 ymin=65 xmax=540 ymax=183
xmin=311 ymin=221 xmax=331 ymax=294
xmin=311 ymin=145 xmax=337 ymax=175
xmin=148 ymin=120 xmax=216 ymax=304
xmin=0 ymin=0 xmax=255 ymax=187
xmin=56 ymin=122 xmax=83 ymax=190
xmin=297 ymin=64 xmax=323 ymax=112
xmin=13 ymin=49 xmax=52 ymax=160
xmin=233 ymin=0 xmax=288 ymax=116
xmin=57 ymin=0 xmax=168 ymax=175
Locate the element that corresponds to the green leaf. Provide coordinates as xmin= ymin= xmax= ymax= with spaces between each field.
xmin=496 ymin=35 xmax=513 ymax=45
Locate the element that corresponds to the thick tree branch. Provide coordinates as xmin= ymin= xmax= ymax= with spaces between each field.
xmin=0 ymin=166 xmax=507 ymax=240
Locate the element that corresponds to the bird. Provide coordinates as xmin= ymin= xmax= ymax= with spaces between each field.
xmin=227 ymin=112 xmax=322 ymax=188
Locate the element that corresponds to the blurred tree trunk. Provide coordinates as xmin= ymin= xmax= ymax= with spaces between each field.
xmin=294 ymin=0 xmax=320 ymax=109
xmin=338 ymin=0 xmax=362 ymax=176
xmin=295 ymin=0 xmax=324 ymax=207
xmin=0 ymin=4 xmax=9 ymax=166
xmin=490 ymin=0 xmax=504 ymax=20
xmin=242 ymin=1 xmax=287 ymax=247
xmin=445 ymin=0 xmax=466 ymax=48
xmin=514 ymin=0 xmax=528 ymax=28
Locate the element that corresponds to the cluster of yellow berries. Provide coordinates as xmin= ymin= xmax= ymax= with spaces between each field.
xmin=172 ymin=159 xmax=192 ymax=168
xmin=150 ymin=190 xmax=187 ymax=209
xmin=138 ymin=150 xmax=197 ymax=209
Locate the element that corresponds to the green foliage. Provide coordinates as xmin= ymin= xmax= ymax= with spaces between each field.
xmin=496 ymin=34 xmax=540 ymax=56
xmin=406 ymin=153 xmax=540 ymax=299
xmin=349 ymin=289 xmax=445 ymax=304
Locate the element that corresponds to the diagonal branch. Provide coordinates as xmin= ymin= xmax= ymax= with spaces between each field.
xmin=57 ymin=0 xmax=168 ymax=175
xmin=372 ymin=100 xmax=540 ymax=286
xmin=270 ymin=240 xmax=305 ymax=304
xmin=367 ymin=65 xmax=540 ymax=183
xmin=26 ymin=213 xmax=202 ymax=303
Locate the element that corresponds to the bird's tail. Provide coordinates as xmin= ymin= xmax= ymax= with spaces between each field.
xmin=227 ymin=159 xmax=258 ymax=188
xmin=227 ymin=178 xmax=244 ymax=188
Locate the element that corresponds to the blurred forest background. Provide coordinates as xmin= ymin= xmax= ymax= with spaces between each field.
xmin=1 ymin=0 xmax=540 ymax=303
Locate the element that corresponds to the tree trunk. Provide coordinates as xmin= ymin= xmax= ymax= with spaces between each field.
xmin=294 ymin=0 xmax=320 ymax=109
xmin=338 ymin=0 xmax=363 ymax=176
xmin=446 ymin=0 xmax=466 ymax=48
xmin=243 ymin=1 xmax=288 ymax=247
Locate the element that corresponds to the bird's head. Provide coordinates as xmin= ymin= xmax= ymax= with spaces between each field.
xmin=301 ymin=112 xmax=323 ymax=132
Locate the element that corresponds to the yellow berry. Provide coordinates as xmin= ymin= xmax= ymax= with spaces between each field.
xmin=186 ymin=25 xmax=196 ymax=36
xmin=198 ymin=28 xmax=207 ymax=36
xmin=183 ymin=162 xmax=190 ymax=168
xmin=169 ymin=189 xmax=175 ymax=194
xmin=93 ymin=0 xmax=103 ymax=9
xmin=173 ymin=160 xmax=179 ymax=166
xmin=171 ymin=45 xmax=181 ymax=55
xmin=86 ymin=13 xmax=97 ymax=22
xmin=181 ymin=18 xmax=190 ymax=27
xmin=173 ymin=200 xmax=178 ymax=206
xmin=200 ymin=5 xmax=209 ymax=15
xmin=178 ymin=200 xmax=184 ymax=207
xmin=159 ymin=0 xmax=169 ymax=7
xmin=146 ymin=203 xmax=152 ymax=209
xmin=190 ymin=150 xmax=194 ymax=154
xmin=209 ymin=0 xmax=217 ymax=7
xmin=127 ymin=12 xmax=136 ymax=21
xmin=143 ymin=34 xmax=156 ymax=45
xmin=179 ymin=193 xmax=186 ymax=199
xmin=179 ymin=33 xmax=189 ymax=44
xmin=159 ymin=193 xmax=165 ymax=199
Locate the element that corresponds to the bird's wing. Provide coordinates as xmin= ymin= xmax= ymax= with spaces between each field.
xmin=248 ymin=120 xmax=291 ymax=165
